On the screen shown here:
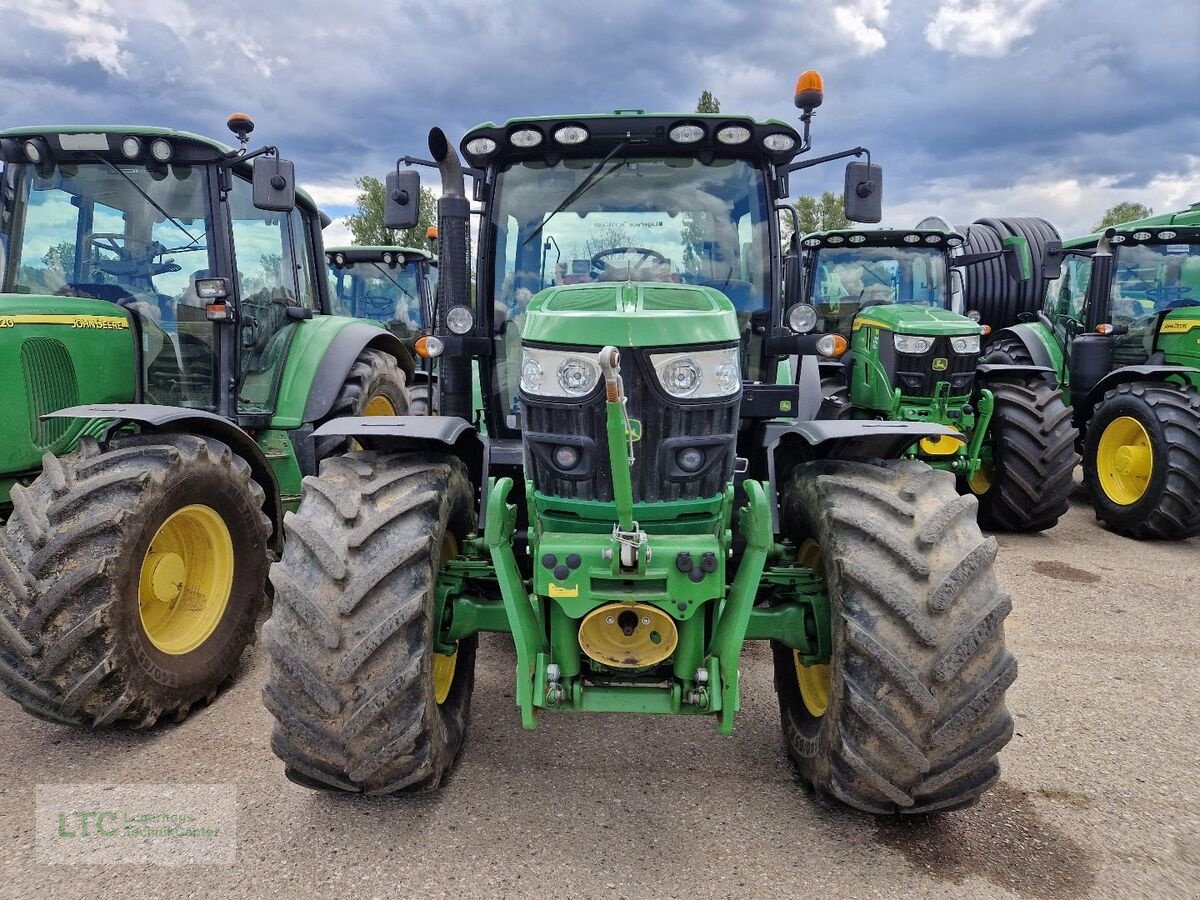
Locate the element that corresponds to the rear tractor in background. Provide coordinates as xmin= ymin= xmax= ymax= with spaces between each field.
xmin=987 ymin=205 xmax=1200 ymax=539
xmin=0 ymin=117 xmax=413 ymax=728
xmin=261 ymin=74 xmax=1018 ymax=815
xmin=795 ymin=223 xmax=1078 ymax=532
xmin=327 ymin=244 xmax=439 ymax=413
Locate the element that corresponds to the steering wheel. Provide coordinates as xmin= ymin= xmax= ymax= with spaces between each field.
xmin=590 ymin=246 xmax=667 ymax=279
xmin=1143 ymin=285 xmax=1194 ymax=309
xmin=358 ymin=294 xmax=397 ymax=319
xmin=85 ymin=232 xmax=182 ymax=279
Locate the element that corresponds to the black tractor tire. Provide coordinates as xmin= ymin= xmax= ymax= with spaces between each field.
xmin=982 ymin=335 xmax=1037 ymax=367
xmin=971 ymin=378 xmax=1080 ymax=532
xmin=818 ymin=374 xmax=851 ymax=420
xmin=313 ymin=348 xmax=411 ymax=462
xmin=1083 ymin=381 xmax=1200 ymax=539
xmin=262 ymin=451 xmax=477 ymax=793
xmin=0 ymin=434 xmax=270 ymax=728
xmin=773 ymin=459 xmax=1016 ymax=814
xmin=408 ymin=382 xmax=431 ymax=416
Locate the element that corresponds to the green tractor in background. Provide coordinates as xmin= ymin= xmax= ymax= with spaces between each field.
xmin=0 ymin=117 xmax=414 ymax=728
xmin=326 ymin=245 xmax=439 ymax=413
xmin=262 ymin=74 xmax=1018 ymax=814
xmin=987 ymin=205 xmax=1200 ymax=539
xmin=797 ymin=222 xmax=1078 ymax=532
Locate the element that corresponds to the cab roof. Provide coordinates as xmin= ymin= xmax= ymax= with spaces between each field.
xmin=325 ymin=246 xmax=434 ymax=263
xmin=802 ymin=226 xmax=965 ymax=249
xmin=0 ymin=124 xmax=318 ymax=209
xmin=1065 ymin=203 xmax=1200 ymax=249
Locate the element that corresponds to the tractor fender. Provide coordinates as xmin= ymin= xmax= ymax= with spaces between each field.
xmin=976 ymin=363 xmax=1056 ymax=383
xmin=301 ymin=323 xmax=417 ymax=424
xmin=43 ymin=404 xmax=285 ymax=552
xmin=311 ymin=415 xmax=485 ymax=482
xmin=989 ymin=325 xmax=1056 ymax=371
xmin=755 ymin=419 xmax=961 ymax=532
xmin=1080 ymin=365 xmax=1200 ymax=423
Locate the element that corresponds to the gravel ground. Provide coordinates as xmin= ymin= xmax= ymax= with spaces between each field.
xmin=0 ymin=488 xmax=1197 ymax=899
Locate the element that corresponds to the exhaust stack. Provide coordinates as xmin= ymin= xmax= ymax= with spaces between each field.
xmin=428 ymin=127 xmax=473 ymax=422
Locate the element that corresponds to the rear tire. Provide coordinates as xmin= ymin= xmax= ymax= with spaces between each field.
xmin=0 ymin=434 xmax=270 ymax=727
xmin=313 ymin=348 xmax=411 ymax=462
xmin=263 ymin=451 xmax=476 ymax=793
xmin=971 ymin=378 xmax=1079 ymax=532
xmin=982 ymin=336 xmax=1036 ymax=367
xmin=1083 ymin=382 xmax=1200 ymax=539
xmin=773 ymin=459 xmax=1016 ymax=814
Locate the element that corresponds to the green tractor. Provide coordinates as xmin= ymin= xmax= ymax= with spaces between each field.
xmin=262 ymin=76 xmax=1017 ymax=814
xmin=0 ymin=117 xmax=415 ymax=728
xmin=986 ymin=205 xmax=1200 ymax=538
xmin=326 ymin=245 xmax=439 ymax=413
xmin=797 ymin=223 xmax=1078 ymax=532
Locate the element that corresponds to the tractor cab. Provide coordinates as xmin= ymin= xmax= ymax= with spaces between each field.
xmin=326 ymin=245 xmax=437 ymax=341
xmin=0 ymin=123 xmax=329 ymax=425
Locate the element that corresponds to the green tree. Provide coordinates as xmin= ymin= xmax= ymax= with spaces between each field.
xmin=779 ymin=192 xmax=850 ymax=246
xmin=42 ymin=241 xmax=75 ymax=275
xmin=344 ymin=175 xmax=437 ymax=251
xmin=1092 ymin=201 xmax=1153 ymax=233
xmin=696 ymin=90 xmax=720 ymax=114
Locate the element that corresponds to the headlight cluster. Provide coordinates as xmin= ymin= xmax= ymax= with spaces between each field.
xmin=649 ymin=347 xmax=740 ymax=399
xmin=520 ymin=347 xmax=602 ymax=398
xmin=893 ymin=335 xmax=932 ymax=354
xmin=951 ymin=335 xmax=980 ymax=354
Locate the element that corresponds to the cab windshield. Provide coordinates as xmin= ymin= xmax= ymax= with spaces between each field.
xmin=810 ymin=246 xmax=948 ymax=322
xmin=1109 ymin=241 xmax=1200 ymax=367
xmin=329 ymin=259 xmax=429 ymax=338
xmin=489 ymin=156 xmax=772 ymax=325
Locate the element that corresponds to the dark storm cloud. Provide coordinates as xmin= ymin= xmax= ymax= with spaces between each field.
xmin=1 ymin=0 xmax=1196 ymax=233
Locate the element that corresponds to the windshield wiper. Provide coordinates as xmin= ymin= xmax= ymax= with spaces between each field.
xmin=92 ymin=155 xmax=200 ymax=246
xmin=369 ymin=262 xmax=418 ymax=306
xmin=523 ymin=140 xmax=630 ymax=247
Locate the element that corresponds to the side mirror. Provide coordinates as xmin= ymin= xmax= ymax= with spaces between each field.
xmin=1041 ymin=240 xmax=1064 ymax=280
xmin=384 ymin=170 xmax=421 ymax=230
xmin=1002 ymin=235 xmax=1032 ymax=282
xmin=844 ymin=162 xmax=882 ymax=223
xmin=252 ymin=155 xmax=296 ymax=212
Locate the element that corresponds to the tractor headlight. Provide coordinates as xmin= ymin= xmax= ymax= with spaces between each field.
xmin=520 ymin=347 xmax=601 ymax=398
xmin=446 ymin=305 xmax=474 ymax=334
xmin=650 ymin=347 xmax=740 ymax=399
xmin=786 ymin=303 xmax=817 ymax=333
xmin=951 ymin=335 xmax=980 ymax=354
xmin=893 ymin=334 xmax=932 ymax=354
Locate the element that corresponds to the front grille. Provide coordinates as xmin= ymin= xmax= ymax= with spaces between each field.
xmin=522 ymin=348 xmax=739 ymax=503
xmin=21 ymin=338 xmax=79 ymax=449
xmin=893 ymin=336 xmax=976 ymax=397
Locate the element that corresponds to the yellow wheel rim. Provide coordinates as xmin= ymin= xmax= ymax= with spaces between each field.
xmin=137 ymin=504 xmax=234 ymax=656
xmin=363 ymin=394 xmax=397 ymax=416
xmin=792 ymin=539 xmax=832 ymax=718
xmin=969 ymin=462 xmax=994 ymax=495
xmin=433 ymin=533 xmax=458 ymax=705
xmin=1096 ymin=416 xmax=1153 ymax=505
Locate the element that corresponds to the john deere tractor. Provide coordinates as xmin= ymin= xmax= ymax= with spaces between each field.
xmin=987 ymin=205 xmax=1200 ymax=539
xmin=798 ymin=224 xmax=1078 ymax=532
xmin=326 ymin=245 xmax=438 ymax=412
xmin=0 ymin=117 xmax=414 ymax=728
xmin=263 ymin=75 xmax=1017 ymax=814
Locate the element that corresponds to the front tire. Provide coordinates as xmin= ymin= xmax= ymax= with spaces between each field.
xmin=0 ymin=434 xmax=270 ymax=727
xmin=774 ymin=460 xmax=1016 ymax=814
xmin=970 ymin=378 xmax=1080 ymax=532
xmin=1083 ymin=381 xmax=1200 ymax=539
xmin=313 ymin=348 xmax=411 ymax=462
xmin=263 ymin=451 xmax=476 ymax=793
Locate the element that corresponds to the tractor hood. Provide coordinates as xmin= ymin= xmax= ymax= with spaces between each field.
xmin=854 ymin=304 xmax=980 ymax=337
xmin=521 ymin=282 xmax=740 ymax=347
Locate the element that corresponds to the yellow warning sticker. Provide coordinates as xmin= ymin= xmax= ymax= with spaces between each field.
xmin=548 ymin=583 xmax=579 ymax=598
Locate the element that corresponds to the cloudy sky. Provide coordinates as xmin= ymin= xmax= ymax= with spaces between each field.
xmin=1 ymin=0 xmax=1197 ymax=244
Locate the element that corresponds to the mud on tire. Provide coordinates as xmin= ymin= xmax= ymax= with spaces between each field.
xmin=773 ymin=459 xmax=1016 ymax=814
xmin=0 ymin=434 xmax=270 ymax=728
xmin=262 ymin=451 xmax=476 ymax=793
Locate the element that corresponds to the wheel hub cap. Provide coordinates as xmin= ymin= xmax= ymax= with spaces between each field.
xmin=1096 ymin=416 xmax=1153 ymax=505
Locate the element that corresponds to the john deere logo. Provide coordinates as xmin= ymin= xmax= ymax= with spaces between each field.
xmin=626 ymin=418 xmax=642 ymax=442
xmin=932 ymin=357 xmax=949 ymax=371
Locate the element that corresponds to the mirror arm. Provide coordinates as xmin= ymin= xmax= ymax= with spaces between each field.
xmin=397 ymin=156 xmax=483 ymax=182
xmin=783 ymin=145 xmax=868 ymax=176
xmin=219 ymin=145 xmax=278 ymax=169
